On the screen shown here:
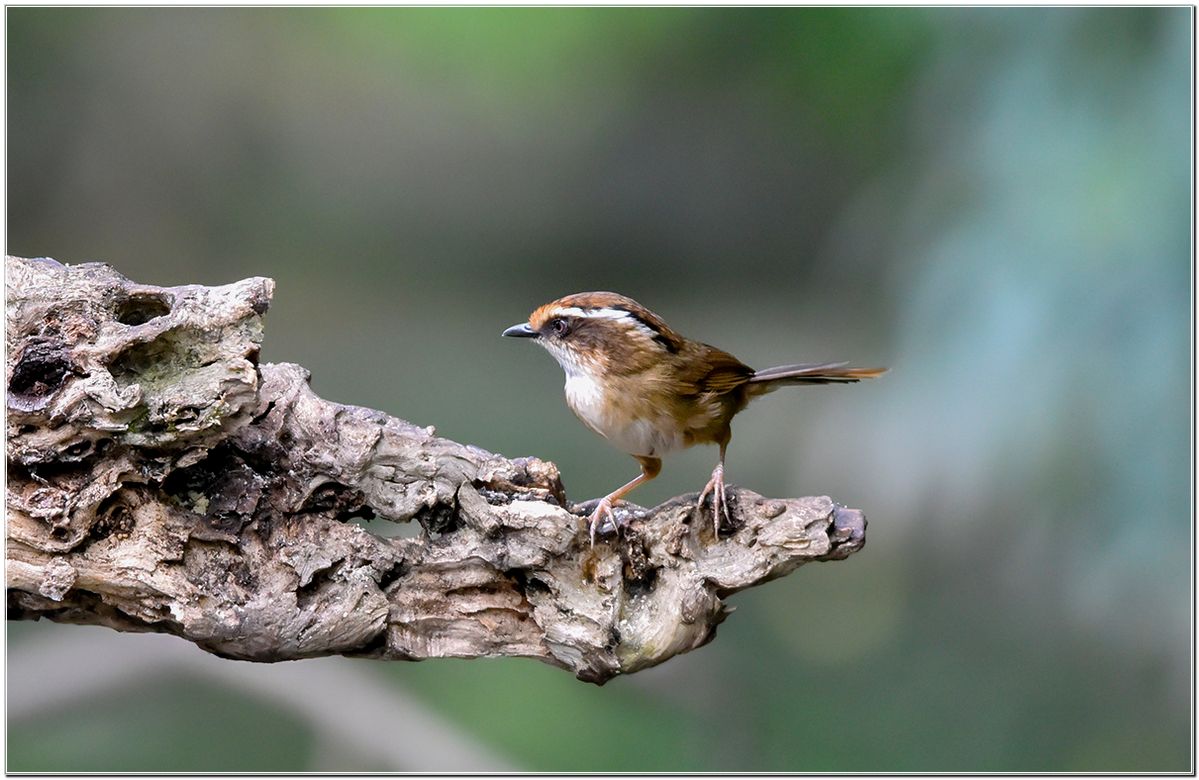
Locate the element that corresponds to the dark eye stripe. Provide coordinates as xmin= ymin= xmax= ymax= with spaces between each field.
xmin=606 ymin=306 xmax=680 ymax=354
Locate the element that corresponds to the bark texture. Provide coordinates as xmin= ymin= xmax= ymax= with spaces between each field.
xmin=5 ymin=255 xmax=867 ymax=684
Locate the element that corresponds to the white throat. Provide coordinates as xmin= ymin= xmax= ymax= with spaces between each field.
xmin=540 ymin=341 xmax=607 ymax=431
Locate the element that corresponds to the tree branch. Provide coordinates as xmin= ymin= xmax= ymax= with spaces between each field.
xmin=5 ymin=255 xmax=866 ymax=684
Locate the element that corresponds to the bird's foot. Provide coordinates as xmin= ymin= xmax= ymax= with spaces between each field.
xmin=577 ymin=496 xmax=626 ymax=546
xmin=698 ymin=463 xmax=731 ymax=537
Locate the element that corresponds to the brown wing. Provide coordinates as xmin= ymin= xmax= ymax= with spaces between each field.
xmin=670 ymin=344 xmax=754 ymax=446
xmin=689 ymin=344 xmax=755 ymax=395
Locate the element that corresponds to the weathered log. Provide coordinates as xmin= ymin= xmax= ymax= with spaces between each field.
xmin=5 ymin=255 xmax=866 ymax=684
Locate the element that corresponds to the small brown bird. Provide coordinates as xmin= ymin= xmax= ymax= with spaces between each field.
xmin=503 ymin=292 xmax=885 ymax=544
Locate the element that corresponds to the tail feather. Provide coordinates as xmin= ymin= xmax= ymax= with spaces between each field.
xmin=748 ymin=362 xmax=887 ymax=390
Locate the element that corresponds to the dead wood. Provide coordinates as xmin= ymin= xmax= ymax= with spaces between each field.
xmin=5 ymin=255 xmax=866 ymax=684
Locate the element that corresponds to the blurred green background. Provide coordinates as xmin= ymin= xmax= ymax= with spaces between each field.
xmin=6 ymin=7 xmax=1192 ymax=772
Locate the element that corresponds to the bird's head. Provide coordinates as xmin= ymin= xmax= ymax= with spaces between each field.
xmin=502 ymin=291 xmax=683 ymax=377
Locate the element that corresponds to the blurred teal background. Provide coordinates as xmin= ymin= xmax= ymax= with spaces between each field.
xmin=6 ymin=7 xmax=1192 ymax=772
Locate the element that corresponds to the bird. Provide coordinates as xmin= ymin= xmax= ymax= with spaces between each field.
xmin=502 ymin=292 xmax=885 ymax=544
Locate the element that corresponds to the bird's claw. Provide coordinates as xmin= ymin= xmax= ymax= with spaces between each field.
xmin=698 ymin=463 xmax=731 ymax=537
xmin=587 ymin=497 xmax=619 ymax=547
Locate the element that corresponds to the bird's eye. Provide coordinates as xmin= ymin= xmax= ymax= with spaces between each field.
xmin=549 ymin=318 xmax=569 ymax=337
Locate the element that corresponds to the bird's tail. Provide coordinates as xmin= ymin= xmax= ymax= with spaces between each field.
xmin=746 ymin=362 xmax=887 ymax=395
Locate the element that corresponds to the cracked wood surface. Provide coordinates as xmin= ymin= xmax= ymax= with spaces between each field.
xmin=5 ymin=255 xmax=867 ymax=684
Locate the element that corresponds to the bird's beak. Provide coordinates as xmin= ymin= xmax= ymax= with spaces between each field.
xmin=502 ymin=322 xmax=537 ymax=339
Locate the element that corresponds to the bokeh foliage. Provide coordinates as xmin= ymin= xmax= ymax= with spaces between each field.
xmin=6 ymin=7 xmax=1191 ymax=772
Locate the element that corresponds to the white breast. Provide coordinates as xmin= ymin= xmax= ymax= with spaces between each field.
xmin=564 ymin=371 xmax=607 ymax=434
xmin=562 ymin=370 xmax=684 ymax=458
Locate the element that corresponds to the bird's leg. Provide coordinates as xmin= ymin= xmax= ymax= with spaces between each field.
xmin=588 ymin=456 xmax=661 ymax=545
xmin=698 ymin=438 xmax=731 ymax=537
